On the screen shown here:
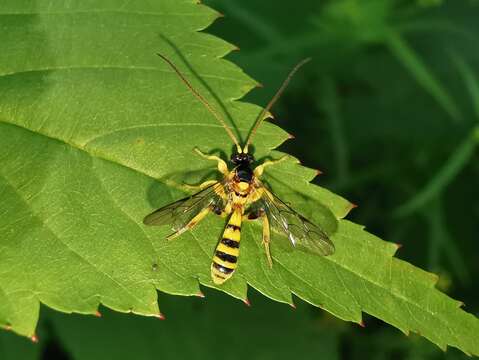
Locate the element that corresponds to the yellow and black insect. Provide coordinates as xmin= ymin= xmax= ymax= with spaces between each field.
xmin=144 ymin=54 xmax=335 ymax=285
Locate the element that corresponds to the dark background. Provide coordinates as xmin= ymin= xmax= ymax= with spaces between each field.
xmin=1 ymin=0 xmax=478 ymax=359
xmin=203 ymin=0 xmax=479 ymax=358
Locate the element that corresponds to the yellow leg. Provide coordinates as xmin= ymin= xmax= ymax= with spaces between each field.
xmin=243 ymin=210 xmax=273 ymax=268
xmin=194 ymin=147 xmax=229 ymax=175
xmin=182 ymin=179 xmax=218 ymax=191
xmin=261 ymin=213 xmax=273 ymax=268
xmin=253 ymin=156 xmax=288 ymax=177
xmin=167 ymin=207 xmax=211 ymax=240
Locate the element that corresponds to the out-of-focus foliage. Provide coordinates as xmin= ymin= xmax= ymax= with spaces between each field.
xmin=204 ymin=0 xmax=479 ymax=358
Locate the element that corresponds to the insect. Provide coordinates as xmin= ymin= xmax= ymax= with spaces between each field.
xmin=144 ymin=53 xmax=335 ymax=285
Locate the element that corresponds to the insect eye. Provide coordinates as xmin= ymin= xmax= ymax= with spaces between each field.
xmin=247 ymin=154 xmax=255 ymax=163
xmin=231 ymin=153 xmax=240 ymax=164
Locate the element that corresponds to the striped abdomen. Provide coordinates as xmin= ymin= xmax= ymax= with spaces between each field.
xmin=211 ymin=208 xmax=242 ymax=284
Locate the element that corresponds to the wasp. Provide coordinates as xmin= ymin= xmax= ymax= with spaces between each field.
xmin=144 ymin=53 xmax=335 ymax=285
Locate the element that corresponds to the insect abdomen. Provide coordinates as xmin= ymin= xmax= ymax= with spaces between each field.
xmin=211 ymin=209 xmax=242 ymax=284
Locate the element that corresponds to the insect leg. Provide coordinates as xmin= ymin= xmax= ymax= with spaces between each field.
xmin=261 ymin=212 xmax=273 ymax=268
xmin=194 ymin=147 xmax=229 ymax=175
xmin=182 ymin=179 xmax=218 ymax=191
xmin=167 ymin=206 xmax=211 ymax=240
xmin=253 ymin=156 xmax=288 ymax=177
xmin=244 ymin=209 xmax=273 ymax=268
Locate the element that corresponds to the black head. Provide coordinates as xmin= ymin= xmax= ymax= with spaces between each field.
xmin=231 ymin=152 xmax=255 ymax=183
xmin=230 ymin=152 xmax=255 ymax=166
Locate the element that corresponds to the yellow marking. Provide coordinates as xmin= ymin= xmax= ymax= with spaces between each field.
xmin=238 ymin=182 xmax=249 ymax=191
xmin=213 ymin=276 xmax=225 ymax=284
xmin=249 ymin=186 xmax=263 ymax=202
xmin=232 ymin=195 xmax=248 ymax=206
xmin=213 ymin=256 xmax=237 ymax=269
xmin=216 ymin=243 xmax=239 ymax=256
xmin=223 ymin=228 xmax=240 ymax=241
xmin=228 ymin=211 xmax=242 ymax=227
xmin=211 ymin=266 xmax=230 ymax=284
xmin=211 ymin=208 xmax=243 ymax=284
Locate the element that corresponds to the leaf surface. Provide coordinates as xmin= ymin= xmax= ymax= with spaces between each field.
xmin=0 ymin=0 xmax=478 ymax=356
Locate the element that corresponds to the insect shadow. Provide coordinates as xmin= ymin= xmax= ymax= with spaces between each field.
xmin=145 ymin=147 xmax=233 ymax=210
xmin=158 ymin=33 xmax=244 ymax=144
xmin=146 ymin=167 xmax=215 ymax=210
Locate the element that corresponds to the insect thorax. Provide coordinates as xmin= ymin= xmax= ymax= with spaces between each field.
xmin=235 ymin=164 xmax=253 ymax=183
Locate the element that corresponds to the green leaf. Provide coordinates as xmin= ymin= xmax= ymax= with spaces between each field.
xmin=0 ymin=0 xmax=478 ymax=357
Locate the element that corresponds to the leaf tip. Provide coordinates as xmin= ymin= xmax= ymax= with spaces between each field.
xmin=30 ymin=334 xmax=39 ymax=343
xmin=287 ymin=133 xmax=295 ymax=140
xmin=94 ymin=310 xmax=102 ymax=318
xmin=346 ymin=202 xmax=358 ymax=214
xmin=154 ymin=313 xmax=166 ymax=321
xmin=196 ymin=291 xmax=206 ymax=298
xmin=315 ymin=169 xmax=323 ymax=176
xmin=358 ymin=320 xmax=366 ymax=328
xmin=289 ymin=302 xmax=297 ymax=310
xmin=256 ymin=82 xmax=264 ymax=89
xmin=394 ymin=243 xmax=403 ymax=250
xmin=243 ymin=298 xmax=251 ymax=307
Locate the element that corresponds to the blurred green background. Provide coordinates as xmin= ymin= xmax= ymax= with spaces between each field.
xmin=1 ymin=0 xmax=478 ymax=359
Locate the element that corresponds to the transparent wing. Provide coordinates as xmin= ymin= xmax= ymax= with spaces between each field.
xmin=143 ymin=182 xmax=226 ymax=232
xmin=257 ymin=187 xmax=335 ymax=256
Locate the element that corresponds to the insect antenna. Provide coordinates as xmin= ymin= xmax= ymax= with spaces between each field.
xmin=156 ymin=52 xmax=242 ymax=153
xmin=243 ymin=57 xmax=312 ymax=154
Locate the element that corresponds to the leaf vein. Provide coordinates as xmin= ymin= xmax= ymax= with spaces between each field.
xmin=0 ymin=170 xmax=153 ymax=311
xmin=0 ymin=10 xmax=204 ymax=16
xmin=274 ymin=258 xmax=351 ymax=313
xmin=88 ymin=159 xmax=187 ymax=283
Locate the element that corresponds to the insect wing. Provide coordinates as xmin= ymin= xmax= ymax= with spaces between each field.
xmin=143 ymin=182 xmax=226 ymax=232
xmin=260 ymin=188 xmax=335 ymax=256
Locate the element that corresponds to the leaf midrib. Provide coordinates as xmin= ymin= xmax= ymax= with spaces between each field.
xmin=1 ymin=122 xmax=460 ymax=342
xmin=0 ymin=66 xmax=243 ymax=83
xmin=0 ymin=9 xmax=205 ymax=17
